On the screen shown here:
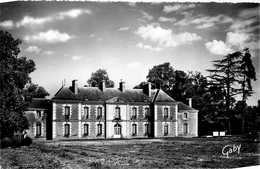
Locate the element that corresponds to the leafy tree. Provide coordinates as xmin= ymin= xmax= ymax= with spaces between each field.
xmin=87 ymin=69 xmax=114 ymax=87
xmin=146 ymin=62 xmax=175 ymax=91
xmin=0 ymin=30 xmax=36 ymax=137
xmin=24 ymin=83 xmax=50 ymax=98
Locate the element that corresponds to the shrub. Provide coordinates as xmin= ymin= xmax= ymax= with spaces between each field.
xmin=1 ymin=137 xmax=12 ymax=148
xmin=21 ymin=136 xmax=33 ymax=146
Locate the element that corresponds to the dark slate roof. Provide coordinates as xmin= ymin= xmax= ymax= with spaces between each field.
xmin=52 ymin=86 xmax=78 ymax=100
xmin=28 ymin=98 xmax=50 ymax=110
xmin=178 ymin=102 xmax=196 ymax=111
xmin=153 ymin=89 xmax=175 ymax=102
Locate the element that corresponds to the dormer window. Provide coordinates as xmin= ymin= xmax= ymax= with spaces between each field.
xmin=36 ymin=110 xmax=42 ymax=119
xmin=183 ymin=112 xmax=189 ymax=119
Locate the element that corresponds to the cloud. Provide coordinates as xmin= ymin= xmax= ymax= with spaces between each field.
xmin=158 ymin=17 xmax=176 ymax=22
xmin=136 ymin=42 xmax=163 ymax=52
xmin=24 ymin=30 xmax=72 ymax=43
xmin=163 ymin=4 xmax=196 ymax=13
xmin=0 ymin=20 xmax=14 ymax=29
xmin=72 ymin=55 xmax=83 ymax=61
xmin=16 ymin=16 xmax=53 ymax=28
xmin=127 ymin=2 xmax=136 ymax=7
xmin=205 ymin=40 xmax=233 ymax=55
xmin=138 ymin=11 xmax=154 ymax=22
xmin=127 ymin=62 xmax=142 ymax=70
xmin=226 ymin=32 xmax=250 ymax=50
xmin=135 ymin=23 xmax=201 ymax=49
xmin=118 ymin=27 xmax=130 ymax=31
xmin=89 ymin=34 xmax=95 ymax=38
xmin=57 ymin=9 xmax=91 ymax=19
xmin=44 ymin=50 xmax=55 ymax=55
xmin=25 ymin=46 xmax=41 ymax=53
xmin=175 ymin=14 xmax=233 ymax=29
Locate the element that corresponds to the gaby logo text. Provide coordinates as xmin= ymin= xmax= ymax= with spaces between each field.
xmin=222 ymin=144 xmax=241 ymax=158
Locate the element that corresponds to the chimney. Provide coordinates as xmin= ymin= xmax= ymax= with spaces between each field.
xmin=187 ymin=98 xmax=192 ymax=107
xmin=72 ymin=80 xmax=78 ymax=94
xmin=143 ymin=82 xmax=151 ymax=97
xmin=99 ymin=80 xmax=106 ymax=92
xmin=119 ymin=79 xmax=125 ymax=92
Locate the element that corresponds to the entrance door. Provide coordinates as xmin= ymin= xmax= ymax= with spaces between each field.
xmin=114 ymin=124 xmax=121 ymax=138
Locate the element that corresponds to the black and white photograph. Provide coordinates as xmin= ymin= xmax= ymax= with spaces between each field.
xmin=0 ymin=0 xmax=259 ymax=168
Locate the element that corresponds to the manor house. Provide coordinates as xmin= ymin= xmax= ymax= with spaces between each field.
xmin=25 ymin=80 xmax=198 ymax=140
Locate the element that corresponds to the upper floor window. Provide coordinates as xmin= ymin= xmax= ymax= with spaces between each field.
xmin=132 ymin=107 xmax=137 ymax=119
xmin=114 ymin=107 xmax=121 ymax=119
xmin=83 ymin=107 xmax=89 ymax=119
xmin=164 ymin=123 xmax=169 ymax=136
xmin=144 ymin=107 xmax=150 ymax=118
xmin=183 ymin=112 xmax=189 ymax=119
xmin=97 ymin=107 xmax=102 ymax=119
xmin=65 ymin=106 xmax=70 ymax=120
xmin=164 ymin=107 xmax=169 ymax=119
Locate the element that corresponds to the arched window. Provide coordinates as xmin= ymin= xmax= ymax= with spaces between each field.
xmin=114 ymin=124 xmax=121 ymax=135
xmin=132 ymin=107 xmax=137 ymax=119
xmin=164 ymin=123 xmax=169 ymax=135
xmin=115 ymin=107 xmax=121 ymax=119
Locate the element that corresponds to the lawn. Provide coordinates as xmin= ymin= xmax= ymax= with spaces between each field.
xmin=0 ymin=137 xmax=259 ymax=168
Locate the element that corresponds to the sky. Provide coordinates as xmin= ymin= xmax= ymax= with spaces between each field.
xmin=0 ymin=1 xmax=259 ymax=106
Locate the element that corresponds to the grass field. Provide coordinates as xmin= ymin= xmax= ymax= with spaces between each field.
xmin=0 ymin=137 xmax=259 ymax=168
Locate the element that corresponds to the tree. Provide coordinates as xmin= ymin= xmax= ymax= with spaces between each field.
xmin=0 ymin=30 xmax=36 ymax=137
xmin=24 ymin=83 xmax=50 ymax=98
xmin=87 ymin=69 xmax=114 ymax=87
xmin=146 ymin=62 xmax=175 ymax=91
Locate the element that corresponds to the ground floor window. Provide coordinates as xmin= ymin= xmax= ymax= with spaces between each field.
xmin=144 ymin=123 xmax=149 ymax=135
xmin=132 ymin=123 xmax=137 ymax=136
xmin=64 ymin=124 xmax=70 ymax=137
xmin=114 ymin=124 xmax=121 ymax=135
xmin=83 ymin=124 xmax=89 ymax=136
xmin=164 ymin=123 xmax=169 ymax=136
xmin=183 ymin=123 xmax=188 ymax=134
xmin=36 ymin=123 xmax=41 ymax=137
xmin=97 ymin=124 xmax=102 ymax=136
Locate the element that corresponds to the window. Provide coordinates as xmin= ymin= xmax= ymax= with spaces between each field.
xmin=144 ymin=107 xmax=150 ymax=118
xmin=114 ymin=107 xmax=121 ymax=119
xmin=132 ymin=123 xmax=137 ymax=136
xmin=64 ymin=124 xmax=70 ymax=137
xmin=84 ymin=107 xmax=89 ymax=119
xmin=36 ymin=123 xmax=41 ymax=137
xmin=65 ymin=106 xmax=70 ymax=120
xmin=97 ymin=124 xmax=102 ymax=136
xmin=97 ymin=107 xmax=102 ymax=119
xmin=164 ymin=107 xmax=169 ymax=119
xmin=164 ymin=123 xmax=169 ymax=136
xmin=36 ymin=111 xmax=42 ymax=118
xmin=132 ymin=107 xmax=137 ymax=119
xmin=83 ymin=124 xmax=89 ymax=136
xmin=183 ymin=123 xmax=188 ymax=134
xmin=183 ymin=112 xmax=189 ymax=119
xmin=114 ymin=124 xmax=121 ymax=135
xmin=144 ymin=123 xmax=149 ymax=135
